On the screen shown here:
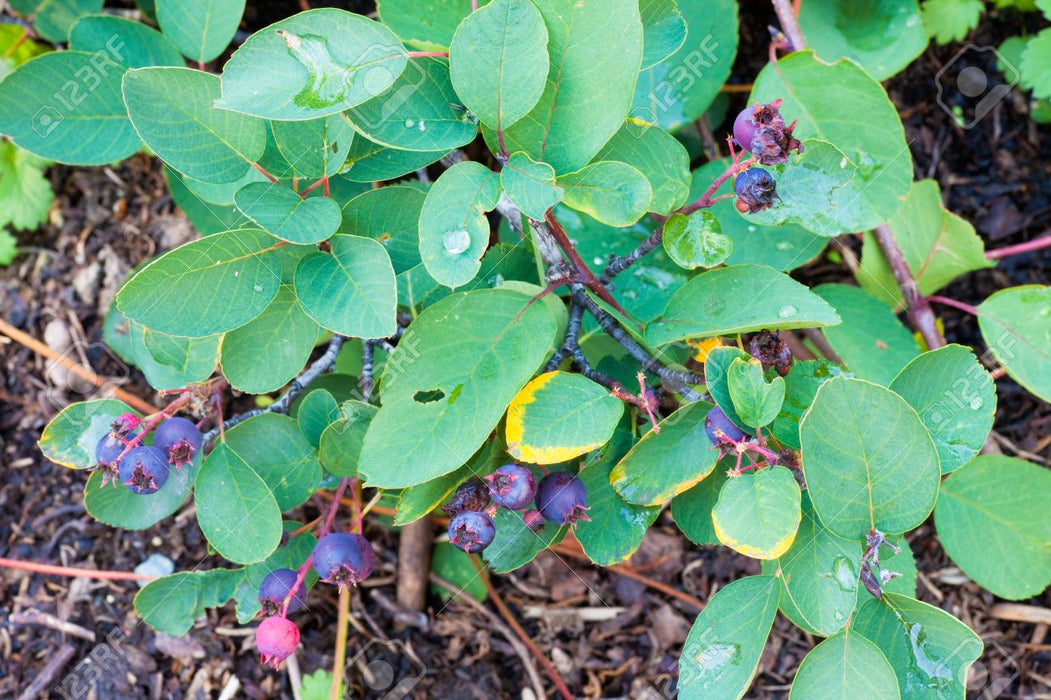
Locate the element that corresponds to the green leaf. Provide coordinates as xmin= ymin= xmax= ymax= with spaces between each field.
xmin=0 ymin=231 xmax=16 ymax=265
xmin=505 ymin=371 xmax=623 ymax=464
xmin=484 ymin=498 xmax=567 ymax=573
xmin=814 ymin=283 xmax=921 ymax=385
xmin=156 ymin=0 xmax=244 ymax=63
xmin=220 ymin=286 xmax=320 ymax=394
xmin=294 ymin=234 xmax=397 ymax=338
xmin=377 ymin=0 xmax=478 ymax=51
xmin=921 ymin=0 xmax=983 ymax=44
xmin=853 ymin=594 xmax=982 ymax=700
xmin=497 ymin=0 xmax=643 ymax=173
xmin=858 ymin=180 xmax=992 ymax=306
xmin=419 ymin=161 xmax=501 ymax=288
xmin=500 ymin=152 xmax=563 ymax=220
xmin=346 ymin=58 xmax=478 ymax=152
xmin=296 ymin=389 xmax=340 ymax=449
xmin=117 ymin=228 xmax=281 ymax=336
xmin=596 ymin=119 xmax=691 ymax=216
xmin=449 ymin=0 xmax=549 ymax=131
xmin=360 ymin=289 xmax=557 ymax=488
xmin=789 ymin=631 xmax=899 ymax=700
xmin=889 ymin=345 xmax=996 ymax=473
xmin=270 ymin=115 xmax=355 ymax=180
xmin=631 ymin=0 xmax=738 ymax=131
xmin=662 ymin=211 xmax=732 ymax=270
xmin=557 ymin=161 xmax=652 ymax=227
xmin=751 ymin=53 xmax=911 ymax=226
xmin=70 ymin=15 xmax=185 ymax=68
xmin=770 ymin=359 xmax=846 ymax=450
xmin=935 ymin=455 xmax=1051 ymax=599
xmin=195 ymin=443 xmax=283 ymax=564
xmin=610 ymin=401 xmax=719 ymax=505
xmin=341 ymin=135 xmax=448 ymax=182
xmin=84 ymin=447 xmax=199 ymax=529
xmin=639 ymin=0 xmax=687 ymax=69
xmin=0 ymin=140 xmax=53 ymax=231
xmin=129 ymin=324 xmax=219 ymax=390
xmin=671 ymin=461 xmax=730 ymax=545
xmin=11 ymin=0 xmax=103 ymax=42
xmin=727 ymin=357 xmax=785 ymax=428
xmin=340 ymin=187 xmax=424 ymax=277
xmin=762 ymin=495 xmax=862 ymax=636
xmin=398 ymin=439 xmax=505 ymax=526
xmin=39 ymin=399 xmax=133 ymax=469
xmin=679 ymin=575 xmax=779 ymax=700
xmin=124 ymin=67 xmax=265 ymax=184
xmin=712 ymin=467 xmax=801 ymax=560
xmin=217 ymin=9 xmax=408 ymax=120
xmin=234 ymin=182 xmax=341 ymax=244
xmin=431 ymin=543 xmax=487 ymax=601
xmin=688 ymin=159 xmax=826 ymax=272
xmin=646 ymin=264 xmax=841 ymax=345
xmin=977 ymin=285 xmax=1051 ymax=402
xmin=134 ymin=569 xmax=243 ymax=635
xmin=0 ymin=52 xmax=141 ymax=165
xmin=225 ymin=413 xmax=322 ymax=511
xmin=575 ymin=425 xmax=660 ymax=565
xmin=318 ymin=400 xmax=378 ymax=478
xmin=799 ymin=0 xmax=927 ymax=80
xmin=800 ymin=377 xmax=941 ymax=539
xmin=164 ymin=167 xmax=252 ymax=235
xmin=1021 ymin=28 xmax=1051 ymax=99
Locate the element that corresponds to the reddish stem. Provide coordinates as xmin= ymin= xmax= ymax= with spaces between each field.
xmin=925 ymin=295 xmax=982 ymax=317
xmin=771 ymin=0 xmax=807 ymax=51
xmin=986 ymin=234 xmax=1051 ymax=259
xmin=301 ymin=175 xmax=329 ymax=197
xmin=0 ymin=557 xmax=156 ymax=582
xmin=543 ymin=211 xmax=631 ymax=318
xmin=679 ymin=156 xmax=756 ymax=215
xmin=873 ymin=224 xmax=946 ymax=350
xmin=251 ymin=162 xmax=280 ymax=184
xmin=407 ymin=51 xmax=449 ymax=58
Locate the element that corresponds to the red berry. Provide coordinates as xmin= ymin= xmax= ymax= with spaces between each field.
xmin=256 ymin=615 xmax=299 ymax=669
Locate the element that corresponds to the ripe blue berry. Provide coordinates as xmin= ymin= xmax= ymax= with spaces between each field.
xmin=535 ymin=472 xmax=590 ymax=526
xmin=485 ymin=464 xmax=537 ymax=510
xmin=734 ymin=168 xmax=778 ymax=214
xmin=448 ymin=511 xmax=496 ymax=553
xmin=118 ymin=446 xmax=170 ymax=495
xmin=256 ymin=615 xmax=299 ymax=669
xmin=96 ymin=433 xmax=126 ymax=466
xmin=312 ymin=533 xmax=375 ymax=588
xmin=258 ymin=568 xmax=307 ymax=616
xmin=704 ymin=406 xmax=747 ymax=447
xmin=442 ymin=478 xmax=491 ymax=517
xmin=153 ymin=417 xmax=203 ymax=471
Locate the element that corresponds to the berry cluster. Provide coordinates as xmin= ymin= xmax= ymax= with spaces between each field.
xmin=730 ymin=100 xmax=803 ymax=214
xmin=93 ymin=414 xmax=202 ymax=495
xmin=445 ymin=465 xmax=590 ymax=555
xmin=253 ymin=530 xmax=377 ymax=668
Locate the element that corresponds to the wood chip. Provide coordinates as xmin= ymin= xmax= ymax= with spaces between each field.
xmin=990 ymin=603 xmax=1051 ymax=625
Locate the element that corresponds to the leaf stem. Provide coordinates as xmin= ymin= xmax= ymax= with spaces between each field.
xmin=250 ymin=162 xmax=280 ymax=183
xmin=771 ymin=0 xmax=807 ymax=51
xmin=985 ymin=233 xmax=1051 ymax=259
xmin=407 ymin=51 xmax=449 ymax=58
xmin=542 ymin=211 xmax=631 ymax=317
xmin=924 ymin=295 xmax=982 ymax=317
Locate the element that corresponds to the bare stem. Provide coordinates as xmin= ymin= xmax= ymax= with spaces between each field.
xmin=925 ymin=295 xmax=982 ymax=317
xmin=771 ymin=0 xmax=807 ymax=51
xmin=986 ymin=233 xmax=1051 ymax=259
xmin=872 ymin=224 xmax=945 ymax=350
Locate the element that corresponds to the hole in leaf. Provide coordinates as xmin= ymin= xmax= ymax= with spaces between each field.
xmin=413 ymin=389 xmax=446 ymax=404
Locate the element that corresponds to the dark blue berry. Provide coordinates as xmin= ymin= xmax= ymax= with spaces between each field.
xmin=153 ymin=417 xmax=202 ymax=470
xmin=96 ymin=433 xmax=126 ymax=466
xmin=535 ymin=472 xmax=589 ymax=526
xmin=734 ymin=168 xmax=778 ymax=213
xmin=486 ymin=464 xmax=537 ymax=510
xmin=704 ymin=406 xmax=747 ymax=447
xmin=448 ymin=511 xmax=496 ymax=553
xmin=118 ymin=446 xmax=170 ymax=495
xmin=442 ymin=478 xmax=490 ymax=517
xmin=312 ymin=533 xmax=374 ymax=588
xmin=259 ymin=568 xmax=307 ymax=615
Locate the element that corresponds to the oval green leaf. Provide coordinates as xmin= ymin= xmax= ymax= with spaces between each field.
xmin=727 ymin=356 xmax=786 ymax=428
xmin=39 ymin=399 xmax=132 ymax=469
xmin=156 ymin=0 xmax=244 ymax=63
xmin=234 ymin=182 xmax=342 ymax=244
xmin=977 ymin=285 xmax=1051 ymax=402
xmin=712 ymin=467 xmax=801 ymax=560
xmin=789 ymin=631 xmax=900 ymax=700
xmin=500 ymin=152 xmax=563 ymax=220
xmin=557 ymin=161 xmax=652 ymax=227
xmin=319 ymin=400 xmax=378 ymax=478
xmin=70 ymin=15 xmax=185 ymax=68
xmin=662 ymin=211 xmax=732 ymax=270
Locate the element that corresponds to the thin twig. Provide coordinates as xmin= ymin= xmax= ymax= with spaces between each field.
xmin=985 ymin=233 xmax=1051 ymax=259
xmin=771 ymin=0 xmax=807 ymax=51
xmin=0 ymin=557 xmax=156 ymax=581
xmin=872 ymin=224 xmax=945 ymax=350
xmin=330 ymin=586 xmax=351 ymax=700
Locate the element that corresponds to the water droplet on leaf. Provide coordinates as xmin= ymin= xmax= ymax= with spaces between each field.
xmin=443 ymin=229 xmax=471 ymax=255
xmin=778 ymin=305 xmax=797 ymax=318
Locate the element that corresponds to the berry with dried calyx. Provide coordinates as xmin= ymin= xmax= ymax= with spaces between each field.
xmin=118 ymin=446 xmax=170 ymax=495
xmin=258 ymin=568 xmax=307 ymax=616
xmin=256 ymin=615 xmax=299 ymax=669
xmin=153 ymin=417 xmax=203 ymax=471
xmin=441 ymin=478 xmax=490 ymax=517
xmin=110 ymin=412 xmax=141 ymax=438
xmin=448 ymin=510 xmax=496 ymax=553
xmin=734 ymin=168 xmax=779 ymax=214
xmin=732 ymin=99 xmax=803 ymax=165
xmin=704 ymin=406 xmax=747 ymax=447
xmin=535 ymin=472 xmax=590 ymax=526
xmin=485 ymin=464 xmax=537 ymax=510
xmin=749 ymin=330 xmax=793 ymax=377
xmin=312 ymin=533 xmax=375 ymax=588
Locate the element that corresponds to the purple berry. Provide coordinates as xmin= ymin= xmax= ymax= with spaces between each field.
xmin=734 ymin=168 xmax=778 ymax=214
xmin=442 ymin=478 xmax=491 ymax=517
xmin=312 ymin=533 xmax=375 ymax=589
xmin=704 ymin=406 xmax=747 ymax=447
xmin=259 ymin=568 xmax=307 ymax=616
xmin=153 ymin=417 xmax=202 ymax=471
xmin=448 ymin=511 xmax=496 ymax=553
xmin=733 ymin=106 xmax=759 ymax=154
xmin=96 ymin=432 xmax=126 ymax=466
xmin=118 ymin=446 xmax=170 ymax=495
xmin=485 ymin=464 xmax=537 ymax=510
xmin=535 ymin=472 xmax=590 ymax=526
xmin=256 ymin=615 xmax=299 ymax=669
xmin=522 ymin=509 xmax=545 ymax=533
xmin=110 ymin=412 xmax=141 ymax=437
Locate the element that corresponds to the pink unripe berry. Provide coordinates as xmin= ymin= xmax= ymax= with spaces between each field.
xmin=256 ymin=615 xmax=299 ymax=669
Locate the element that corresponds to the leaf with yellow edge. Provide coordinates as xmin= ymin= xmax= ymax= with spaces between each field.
xmin=39 ymin=399 xmax=135 ymax=469
xmin=506 ymin=371 xmax=623 ymax=464
xmin=712 ymin=466 xmax=801 ymax=560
